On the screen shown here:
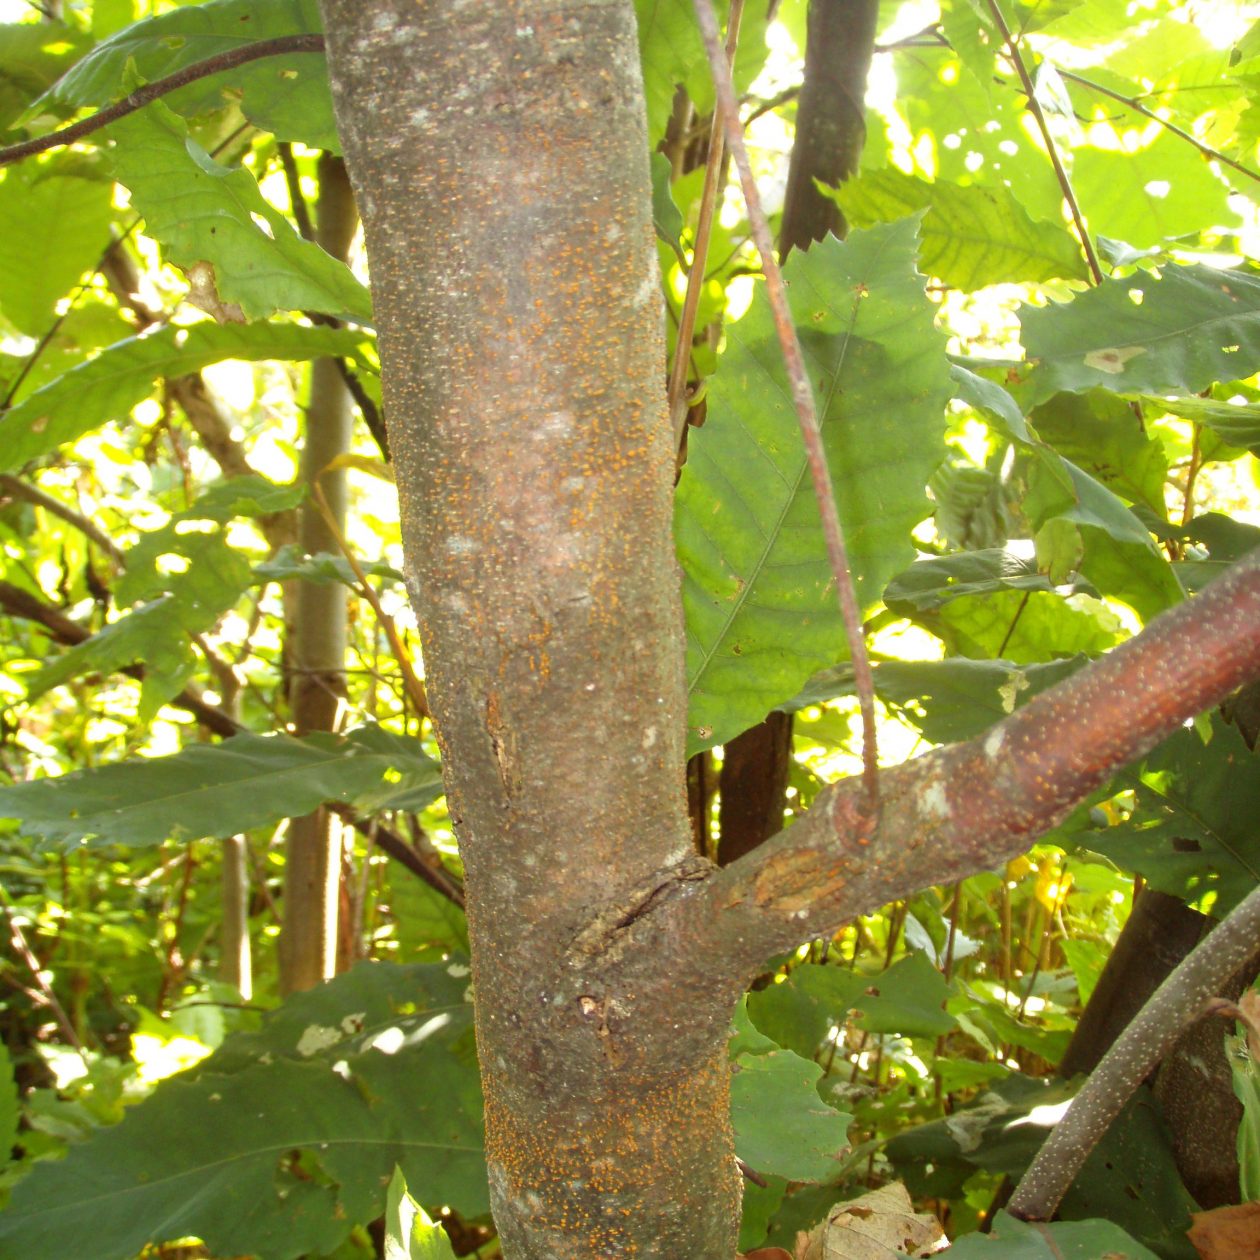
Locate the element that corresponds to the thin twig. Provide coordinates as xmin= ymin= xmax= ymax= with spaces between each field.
xmin=668 ymin=0 xmax=745 ymax=447
xmin=983 ymin=0 xmax=1104 ymax=286
xmin=0 ymin=474 xmax=125 ymax=564
xmin=277 ymin=141 xmax=316 ymax=241
xmin=311 ymin=479 xmax=429 ymax=719
xmin=0 ymin=34 xmax=325 ymax=167
xmin=1008 ymin=878 xmax=1260 ymax=1221
xmin=692 ymin=0 xmax=880 ymax=818
xmin=1059 ymin=68 xmax=1260 ymax=188
xmin=0 ymin=577 xmax=243 ymax=737
xmin=0 ymin=882 xmax=88 ymax=1062
xmin=1 ymin=274 xmax=83 ymax=408
xmin=741 ymin=84 xmax=798 ymax=129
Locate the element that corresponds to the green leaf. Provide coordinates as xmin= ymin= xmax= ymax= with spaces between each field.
xmin=110 ymin=100 xmax=370 ymax=322
xmin=834 ymin=168 xmax=1088 ymax=289
xmin=890 ymin=1080 xmax=1194 ymax=1255
xmin=634 ymin=0 xmax=705 ymax=145
xmin=1229 ymin=1030 xmax=1260 ymax=1202
xmin=0 ymin=725 xmax=443 ymax=851
xmin=942 ymin=588 xmax=1121 ymax=663
xmin=947 ymin=1211 xmax=1159 ymax=1258
xmin=885 ymin=548 xmax=1078 ymax=613
xmin=0 ymin=164 xmax=114 ymax=336
xmin=385 ymin=1167 xmax=459 ymax=1260
xmin=728 ymin=998 xmax=779 ymax=1059
xmin=1020 ymin=265 xmax=1260 ymax=405
xmin=1146 ymin=394 xmax=1260 ymax=458
xmin=0 ymin=20 xmax=92 ymax=132
xmin=1072 ymin=130 xmax=1237 ymax=250
xmin=0 ymin=963 xmax=486 ymax=1260
xmin=29 ymin=528 xmax=254 ymax=716
xmin=119 ymin=476 xmax=307 ymax=607
xmin=633 ymin=0 xmax=768 ymax=148
xmin=1021 ymin=456 xmax=1183 ymax=621
xmin=34 ymin=0 xmax=335 ymax=148
xmin=389 ymin=875 xmax=469 ymax=962
xmin=954 ymin=368 xmax=1175 ymax=618
xmin=0 ymin=1038 xmax=17 ymax=1166
xmin=730 ymin=1049 xmax=850 ymax=1183
xmin=746 ymin=965 xmax=867 ymax=1060
xmin=747 ymin=954 xmax=953 ymax=1057
xmin=255 ymin=546 xmax=404 ymax=588
xmin=876 ymin=657 xmax=1085 ymax=745
xmin=897 ymin=47 xmax=1064 ymax=225
xmin=1029 ymin=390 xmax=1168 ymax=515
xmin=853 ymin=952 xmax=955 ymax=1038
xmin=930 ymin=459 xmax=1010 ymax=551
xmin=957 ymin=986 xmax=1071 ymax=1064
xmin=885 ymin=551 xmax=1123 ymax=661
xmin=187 ymin=957 xmax=472 ymax=1076
xmin=950 ymin=364 xmax=1035 ymax=445
xmin=0 ymin=322 xmax=371 ymax=472
xmin=1080 ymin=717 xmax=1260 ymax=914
xmin=679 ymin=221 xmax=950 ymax=752
xmin=650 ymin=151 xmax=684 ymax=260
xmin=738 ymin=1175 xmax=787 ymax=1254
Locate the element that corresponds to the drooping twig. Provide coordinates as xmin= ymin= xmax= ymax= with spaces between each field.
xmin=1008 ymin=879 xmax=1260 ymax=1221
xmin=983 ymin=0 xmax=1104 ymax=286
xmin=692 ymin=0 xmax=880 ymax=817
xmin=667 ymin=0 xmax=744 ymax=447
xmin=0 ymin=34 xmax=325 ymax=167
xmin=1059 ymin=67 xmax=1260 ymax=188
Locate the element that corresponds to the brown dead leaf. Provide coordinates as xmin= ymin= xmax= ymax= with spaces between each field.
xmin=794 ymin=1183 xmax=947 ymax=1260
xmin=183 ymin=261 xmax=246 ymax=324
xmin=1187 ymin=1200 xmax=1260 ymax=1259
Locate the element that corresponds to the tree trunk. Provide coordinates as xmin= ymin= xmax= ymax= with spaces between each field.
xmin=779 ymin=0 xmax=880 ymax=258
xmin=319 ymin=2 xmax=1260 ymax=1254
xmin=718 ymin=710 xmax=792 ymax=865
xmin=279 ymin=154 xmax=358 ymax=995
xmin=320 ymin=3 xmax=740 ymax=1253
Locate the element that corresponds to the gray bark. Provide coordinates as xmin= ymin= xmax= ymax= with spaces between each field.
xmin=320 ymin=3 xmax=740 ymax=1254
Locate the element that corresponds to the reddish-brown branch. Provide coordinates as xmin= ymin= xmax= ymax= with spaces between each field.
xmin=689 ymin=549 xmax=1260 ymax=971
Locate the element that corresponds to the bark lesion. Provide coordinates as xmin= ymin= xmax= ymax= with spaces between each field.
xmin=565 ymin=852 xmax=714 ymax=963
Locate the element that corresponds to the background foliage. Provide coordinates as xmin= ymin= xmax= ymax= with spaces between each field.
xmin=0 ymin=0 xmax=1259 ymax=1257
